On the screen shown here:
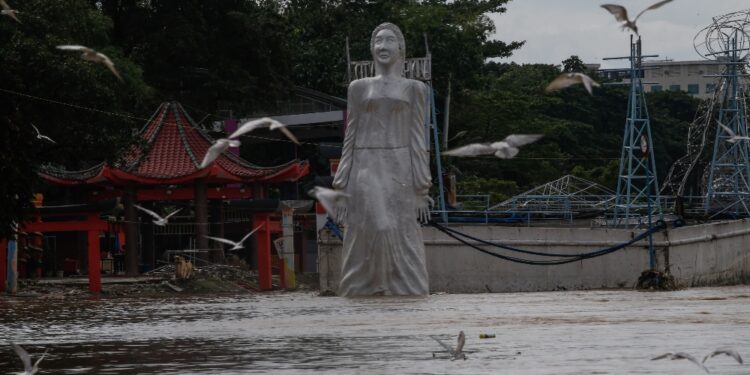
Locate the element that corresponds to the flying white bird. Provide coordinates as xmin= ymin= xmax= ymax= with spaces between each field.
xmin=199 ymin=138 xmax=240 ymax=169
xmin=1 ymin=0 xmax=20 ymax=23
xmin=31 ymin=124 xmax=55 ymax=144
xmin=133 ymin=205 xmax=182 ymax=226
xmin=11 ymin=343 xmax=47 ymax=375
xmin=56 ymin=45 xmax=123 ymax=81
xmin=652 ymin=352 xmax=708 ymax=373
xmin=703 ymin=347 xmax=743 ymax=365
xmin=601 ymin=0 xmax=673 ymax=35
xmin=206 ymin=224 xmax=263 ymax=251
xmin=308 ymin=186 xmax=350 ymax=222
xmin=430 ymin=331 xmax=466 ymax=361
xmin=717 ymin=121 xmax=750 ymax=143
xmin=545 ymin=73 xmax=600 ymax=95
xmin=228 ymin=117 xmax=300 ymax=145
xmin=444 ymin=134 xmax=544 ymax=159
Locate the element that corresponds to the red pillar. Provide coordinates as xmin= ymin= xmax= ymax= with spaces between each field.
xmin=87 ymin=230 xmax=101 ymax=293
xmin=255 ymin=214 xmax=272 ymax=291
xmin=0 ymin=238 xmax=6 ymax=292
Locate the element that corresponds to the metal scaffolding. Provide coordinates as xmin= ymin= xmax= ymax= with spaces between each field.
xmin=608 ymin=36 xmax=661 ymax=228
xmin=488 ymin=175 xmax=616 ymax=222
xmin=703 ymin=23 xmax=750 ymax=217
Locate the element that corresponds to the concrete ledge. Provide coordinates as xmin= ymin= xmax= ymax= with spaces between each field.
xmin=318 ymin=219 xmax=750 ymax=293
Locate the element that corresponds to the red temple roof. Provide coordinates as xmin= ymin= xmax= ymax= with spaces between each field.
xmin=39 ymin=102 xmax=309 ymax=186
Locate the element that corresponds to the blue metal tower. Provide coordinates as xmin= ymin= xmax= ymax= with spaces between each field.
xmin=704 ymin=30 xmax=750 ymax=218
xmin=611 ymin=36 xmax=661 ymax=228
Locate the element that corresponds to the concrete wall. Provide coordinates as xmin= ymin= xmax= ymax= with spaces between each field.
xmin=318 ymin=219 xmax=750 ymax=294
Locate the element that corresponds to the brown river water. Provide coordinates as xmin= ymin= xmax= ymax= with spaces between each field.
xmin=1 ymin=286 xmax=749 ymax=374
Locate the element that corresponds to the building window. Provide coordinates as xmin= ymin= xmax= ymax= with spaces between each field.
xmin=669 ymin=84 xmax=681 ymax=92
xmin=706 ymin=83 xmax=716 ymax=93
xmin=687 ymin=84 xmax=699 ymax=94
xmin=651 ymin=85 xmax=663 ymax=93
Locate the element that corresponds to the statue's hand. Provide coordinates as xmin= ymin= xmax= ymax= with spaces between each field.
xmin=417 ymin=195 xmax=434 ymax=224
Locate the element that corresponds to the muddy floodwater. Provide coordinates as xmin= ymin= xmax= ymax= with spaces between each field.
xmin=1 ymin=286 xmax=749 ymax=374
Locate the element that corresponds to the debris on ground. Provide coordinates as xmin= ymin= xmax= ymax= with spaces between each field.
xmin=11 ymin=261 xmax=319 ymax=299
xmin=636 ymin=269 xmax=681 ymax=291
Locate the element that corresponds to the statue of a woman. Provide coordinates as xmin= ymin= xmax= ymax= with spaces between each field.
xmin=333 ymin=22 xmax=432 ymax=296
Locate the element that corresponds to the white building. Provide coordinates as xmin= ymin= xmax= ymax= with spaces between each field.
xmin=599 ymin=60 xmax=724 ymax=100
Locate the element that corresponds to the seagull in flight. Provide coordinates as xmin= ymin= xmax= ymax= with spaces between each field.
xmin=133 ymin=205 xmax=182 ymax=226
xmin=200 ymin=117 xmax=299 ymax=168
xmin=206 ymin=224 xmax=263 ymax=251
xmin=717 ymin=121 xmax=750 ymax=143
xmin=430 ymin=331 xmax=466 ymax=361
xmin=1 ymin=0 xmax=20 ymax=23
xmin=56 ymin=45 xmax=123 ymax=81
xmin=11 ymin=343 xmax=47 ymax=375
xmin=601 ymin=0 xmax=673 ymax=35
xmin=228 ymin=117 xmax=300 ymax=145
xmin=703 ymin=347 xmax=743 ymax=365
xmin=545 ymin=73 xmax=600 ymax=95
xmin=308 ymin=187 xmax=350 ymax=222
xmin=444 ymin=134 xmax=544 ymax=159
xmin=199 ymin=138 xmax=240 ymax=169
xmin=31 ymin=124 xmax=55 ymax=144
xmin=652 ymin=352 xmax=708 ymax=373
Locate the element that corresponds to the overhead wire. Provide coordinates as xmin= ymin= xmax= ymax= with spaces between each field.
xmin=1 ymin=86 xmax=624 ymax=160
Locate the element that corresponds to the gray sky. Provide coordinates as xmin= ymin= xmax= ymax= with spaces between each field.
xmin=490 ymin=0 xmax=749 ymax=69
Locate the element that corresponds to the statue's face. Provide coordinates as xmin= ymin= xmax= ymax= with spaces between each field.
xmin=373 ymin=29 xmax=399 ymax=66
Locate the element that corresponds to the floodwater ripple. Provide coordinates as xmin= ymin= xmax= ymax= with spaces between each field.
xmin=1 ymin=286 xmax=749 ymax=374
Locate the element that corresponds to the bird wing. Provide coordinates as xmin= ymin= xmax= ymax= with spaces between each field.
xmin=31 ymin=123 xmax=41 ymax=136
xmin=163 ymin=208 xmax=182 ymax=220
xmin=446 ymin=130 xmax=468 ymax=143
xmin=443 ymin=143 xmax=495 ymax=157
xmin=651 ymin=352 xmax=673 ymax=360
xmin=455 ymin=331 xmax=466 ymax=355
xmin=634 ymin=0 xmax=672 ymax=22
xmin=238 ymin=224 xmax=264 ymax=244
xmin=545 ymin=73 xmax=581 ymax=93
xmin=0 ymin=0 xmax=9 ymax=11
xmin=200 ymin=141 xmax=227 ymax=169
xmin=2 ymin=9 xmax=20 ymax=23
xmin=97 ymin=52 xmax=123 ymax=81
xmin=430 ymin=336 xmax=455 ymax=355
xmin=579 ymin=73 xmax=600 ymax=95
xmin=493 ymin=146 xmax=519 ymax=159
xmin=39 ymin=135 xmax=56 ymax=144
xmin=56 ymin=45 xmax=94 ymax=53
xmin=674 ymin=352 xmax=708 ymax=372
xmin=718 ymin=121 xmax=737 ymax=138
xmin=33 ymin=349 xmax=48 ymax=371
xmin=228 ymin=118 xmax=273 ymax=139
xmin=704 ymin=348 xmax=743 ymax=364
xmin=133 ymin=204 xmax=162 ymax=220
xmin=308 ymin=187 xmax=349 ymax=216
xmin=11 ymin=343 xmax=32 ymax=373
xmin=601 ymin=4 xmax=630 ymax=22
xmin=502 ymin=134 xmax=544 ymax=148
xmin=205 ymin=236 xmax=239 ymax=247
xmin=272 ymin=123 xmax=301 ymax=145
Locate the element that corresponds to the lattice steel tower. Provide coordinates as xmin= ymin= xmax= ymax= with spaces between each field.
xmin=704 ymin=25 xmax=750 ymax=217
xmin=611 ymin=35 xmax=661 ymax=227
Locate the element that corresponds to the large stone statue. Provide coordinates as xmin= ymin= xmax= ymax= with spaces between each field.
xmin=333 ymin=22 xmax=432 ymax=296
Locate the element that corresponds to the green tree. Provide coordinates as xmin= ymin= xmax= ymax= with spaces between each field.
xmin=561 ymin=55 xmax=586 ymax=73
xmin=0 ymin=0 xmax=154 ymax=237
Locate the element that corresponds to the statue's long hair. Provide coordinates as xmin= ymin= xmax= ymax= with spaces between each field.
xmin=370 ymin=22 xmax=405 ymax=76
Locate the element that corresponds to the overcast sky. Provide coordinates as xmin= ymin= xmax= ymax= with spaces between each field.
xmin=489 ymin=0 xmax=749 ymax=69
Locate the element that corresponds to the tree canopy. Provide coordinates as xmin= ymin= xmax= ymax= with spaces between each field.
xmin=0 ymin=0 xmax=705 ymax=236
